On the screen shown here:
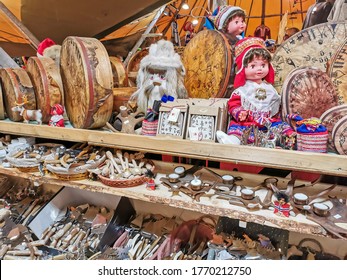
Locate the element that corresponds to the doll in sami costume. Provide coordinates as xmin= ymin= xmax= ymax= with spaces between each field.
xmin=218 ymin=37 xmax=295 ymax=145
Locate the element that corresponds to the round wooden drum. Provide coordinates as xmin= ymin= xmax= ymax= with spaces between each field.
xmin=126 ymin=48 xmax=149 ymax=87
xmin=0 ymin=68 xmax=36 ymax=122
xmin=327 ymin=37 xmax=347 ymax=104
xmin=0 ymin=83 xmax=5 ymax=119
xmin=182 ymin=30 xmax=232 ymax=99
xmin=332 ymin=115 xmax=347 ymax=155
xmin=112 ymin=87 xmax=137 ymax=112
xmin=109 ymin=56 xmax=128 ymax=87
xmin=272 ymin=21 xmax=347 ymax=93
xmin=320 ymin=104 xmax=347 ymax=153
xmin=60 ymin=36 xmax=114 ymax=129
xmin=281 ymin=67 xmax=338 ymax=124
xmin=26 ymin=57 xmax=64 ymax=123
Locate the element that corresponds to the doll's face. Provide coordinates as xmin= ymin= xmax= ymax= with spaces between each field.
xmin=226 ymin=16 xmax=246 ymax=37
xmin=244 ymin=56 xmax=269 ymax=84
xmin=148 ymin=68 xmax=166 ymax=85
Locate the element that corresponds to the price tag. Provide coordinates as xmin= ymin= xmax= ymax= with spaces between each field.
xmin=168 ymin=107 xmax=180 ymax=122
xmin=239 ymin=220 xmax=247 ymax=228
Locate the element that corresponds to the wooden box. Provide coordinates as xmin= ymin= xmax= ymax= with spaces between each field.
xmin=156 ymin=99 xmax=189 ymax=139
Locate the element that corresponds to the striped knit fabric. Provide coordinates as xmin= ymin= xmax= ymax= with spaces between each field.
xmin=141 ymin=120 xmax=158 ymax=136
xmin=297 ymin=131 xmax=328 ymax=153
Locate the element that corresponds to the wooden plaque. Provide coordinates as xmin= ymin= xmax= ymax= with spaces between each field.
xmin=60 ymin=36 xmax=114 ymax=129
xmin=26 ymin=57 xmax=64 ymax=123
xmin=332 ymin=115 xmax=347 ymax=155
xmin=281 ymin=67 xmax=338 ymax=124
xmin=182 ymin=30 xmax=232 ymax=99
xmin=326 ymin=37 xmax=347 ymax=104
xmin=272 ymin=22 xmax=347 ymax=93
xmin=0 ymin=68 xmax=36 ymax=122
xmin=109 ymin=56 xmax=128 ymax=87
xmin=320 ymin=104 xmax=347 ymax=153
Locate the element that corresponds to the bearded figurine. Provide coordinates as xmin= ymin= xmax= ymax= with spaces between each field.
xmin=130 ymin=39 xmax=188 ymax=113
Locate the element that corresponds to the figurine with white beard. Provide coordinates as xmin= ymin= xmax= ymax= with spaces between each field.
xmin=130 ymin=40 xmax=188 ymax=113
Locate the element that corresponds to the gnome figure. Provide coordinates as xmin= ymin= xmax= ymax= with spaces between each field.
xmin=130 ymin=40 xmax=188 ymax=113
xmin=49 ymin=104 xmax=65 ymax=127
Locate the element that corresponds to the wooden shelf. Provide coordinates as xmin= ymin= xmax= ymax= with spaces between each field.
xmin=1 ymin=161 xmax=345 ymax=238
xmin=1 ymin=120 xmax=347 ymax=177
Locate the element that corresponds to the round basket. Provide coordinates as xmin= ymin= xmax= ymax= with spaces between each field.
xmin=98 ymin=174 xmax=150 ymax=188
xmin=98 ymin=160 xmax=155 ymax=188
xmin=16 ymin=165 xmax=39 ymax=173
xmin=52 ymin=171 xmax=89 ymax=181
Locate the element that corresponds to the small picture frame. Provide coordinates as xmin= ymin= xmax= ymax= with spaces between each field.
xmin=186 ymin=105 xmax=220 ymax=142
xmin=156 ymin=100 xmax=189 ymax=139
xmin=188 ymin=98 xmax=229 ymax=132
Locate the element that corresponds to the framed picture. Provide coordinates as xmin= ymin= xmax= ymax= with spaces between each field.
xmin=156 ymin=100 xmax=189 ymax=139
xmin=188 ymin=98 xmax=229 ymax=132
xmin=186 ymin=105 xmax=220 ymax=142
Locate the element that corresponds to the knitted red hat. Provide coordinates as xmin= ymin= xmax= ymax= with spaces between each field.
xmin=50 ymin=104 xmax=64 ymax=115
xmin=234 ymin=37 xmax=275 ymax=88
xmin=37 ymin=38 xmax=56 ymax=56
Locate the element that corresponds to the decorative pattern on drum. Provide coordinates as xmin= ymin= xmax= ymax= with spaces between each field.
xmin=26 ymin=57 xmax=64 ymax=123
xmin=281 ymin=67 xmax=338 ymax=123
xmin=320 ymin=104 xmax=347 ymax=153
xmin=332 ymin=115 xmax=347 ymax=155
xmin=60 ymin=36 xmax=113 ymax=129
xmin=182 ymin=30 xmax=232 ymax=99
xmin=327 ymin=37 xmax=347 ymax=104
xmin=0 ymin=68 xmax=36 ymax=122
xmin=272 ymin=22 xmax=347 ymax=93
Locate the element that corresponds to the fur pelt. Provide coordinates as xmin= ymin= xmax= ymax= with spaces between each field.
xmin=130 ymin=40 xmax=188 ymax=113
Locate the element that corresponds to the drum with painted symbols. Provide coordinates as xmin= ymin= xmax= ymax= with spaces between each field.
xmin=182 ymin=30 xmax=232 ymax=99
xmin=60 ymin=36 xmax=113 ymax=129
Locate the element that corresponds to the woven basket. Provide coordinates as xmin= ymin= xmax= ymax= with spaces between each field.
xmin=16 ymin=165 xmax=39 ymax=173
xmin=53 ymin=172 xmax=89 ymax=181
xmin=297 ymin=131 xmax=328 ymax=153
xmin=98 ymin=174 xmax=150 ymax=188
xmin=98 ymin=160 xmax=155 ymax=188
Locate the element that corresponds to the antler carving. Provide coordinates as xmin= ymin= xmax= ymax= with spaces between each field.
xmin=14 ymin=95 xmax=29 ymax=106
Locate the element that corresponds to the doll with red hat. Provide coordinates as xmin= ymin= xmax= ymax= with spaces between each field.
xmin=217 ymin=37 xmax=295 ymax=146
xmin=49 ymin=104 xmax=65 ymax=127
xmin=210 ymin=5 xmax=246 ymax=44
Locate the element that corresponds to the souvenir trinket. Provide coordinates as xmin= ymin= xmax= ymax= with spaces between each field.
xmin=273 ymin=192 xmax=291 ymax=217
